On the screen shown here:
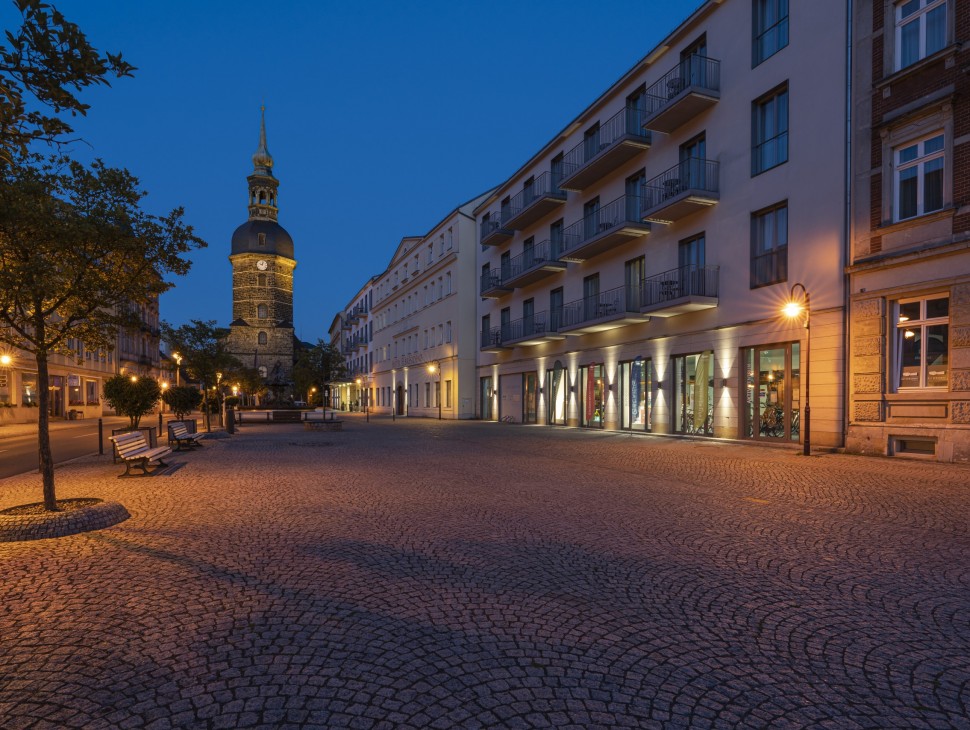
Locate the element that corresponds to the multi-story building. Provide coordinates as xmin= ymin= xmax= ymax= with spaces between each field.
xmin=116 ymin=298 xmax=162 ymax=380
xmin=475 ymin=0 xmax=848 ymax=449
xmin=847 ymin=0 xmax=970 ymax=461
xmin=332 ymin=193 xmax=489 ymax=419
xmin=329 ymin=281 xmax=374 ymax=411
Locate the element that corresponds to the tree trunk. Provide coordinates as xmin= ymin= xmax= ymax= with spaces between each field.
xmin=36 ymin=350 xmax=57 ymax=511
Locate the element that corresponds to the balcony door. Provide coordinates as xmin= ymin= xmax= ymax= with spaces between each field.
xmin=584 ymin=198 xmax=600 ymax=240
xmin=680 ymin=35 xmax=708 ymax=88
xmin=680 ymin=134 xmax=706 ymax=190
xmin=550 ymin=287 xmax=564 ymax=332
xmin=583 ymin=123 xmax=601 ymax=164
xmin=523 ymin=298 xmax=535 ymax=337
xmin=626 ymin=171 xmax=645 ymax=220
xmin=523 ymin=237 xmax=535 ymax=270
xmin=625 ymin=256 xmax=645 ymax=311
xmin=678 ymin=234 xmax=706 ymax=298
xmin=583 ymin=274 xmax=600 ymax=321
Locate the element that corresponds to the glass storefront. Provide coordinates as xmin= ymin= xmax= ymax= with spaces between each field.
xmin=742 ymin=342 xmax=800 ymax=442
xmin=523 ymin=372 xmax=538 ymax=424
xmin=620 ymin=357 xmax=652 ymax=431
xmin=673 ymin=351 xmax=714 ymax=435
xmin=480 ymin=376 xmax=494 ymax=421
xmin=545 ymin=361 xmax=567 ymax=426
xmin=579 ymin=363 xmax=606 ymax=428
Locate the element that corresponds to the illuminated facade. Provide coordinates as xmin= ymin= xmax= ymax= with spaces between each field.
xmin=846 ymin=0 xmax=970 ymax=462
xmin=475 ymin=0 xmax=848 ymax=448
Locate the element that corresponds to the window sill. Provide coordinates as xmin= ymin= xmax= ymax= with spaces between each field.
xmin=875 ymin=45 xmax=959 ymax=91
xmin=886 ymin=390 xmax=950 ymax=401
xmin=877 ymin=206 xmax=953 ymax=236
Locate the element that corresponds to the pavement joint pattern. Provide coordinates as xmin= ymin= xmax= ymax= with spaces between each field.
xmin=0 ymin=417 xmax=967 ymax=729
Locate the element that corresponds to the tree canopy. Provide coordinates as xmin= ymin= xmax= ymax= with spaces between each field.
xmin=292 ymin=339 xmax=347 ymax=403
xmin=161 ymin=320 xmax=242 ymax=393
xmin=0 ymin=0 xmax=135 ymax=165
xmin=102 ymin=374 xmax=160 ymax=428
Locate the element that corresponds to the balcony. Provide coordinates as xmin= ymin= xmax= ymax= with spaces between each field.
xmin=558 ymin=284 xmax=650 ymax=335
xmin=559 ymin=195 xmax=650 ymax=263
xmin=502 ymin=240 xmax=568 ymax=289
xmin=481 ymin=327 xmax=511 ymax=353
xmin=480 ymin=216 xmax=513 ymax=247
xmin=641 ymin=55 xmax=720 ymax=134
xmin=501 ymin=311 xmax=565 ymax=347
xmin=559 ymin=108 xmax=652 ymax=192
xmin=341 ymin=318 xmax=352 ymax=331
xmin=480 ymin=270 xmax=512 ymax=299
xmin=502 ymin=172 xmax=567 ymax=230
xmin=641 ymin=159 xmax=719 ymax=224
xmin=639 ymin=265 xmax=719 ymax=317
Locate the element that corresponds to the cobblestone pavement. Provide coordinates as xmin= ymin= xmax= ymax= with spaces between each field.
xmin=1 ymin=418 xmax=968 ymax=729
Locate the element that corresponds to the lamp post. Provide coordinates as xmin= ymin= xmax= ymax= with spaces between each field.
xmin=356 ymin=377 xmax=368 ymax=422
xmin=309 ymin=386 xmax=316 ymax=407
xmin=427 ymin=360 xmax=441 ymax=420
xmin=782 ymin=283 xmax=810 ymax=456
xmin=172 ymin=352 xmax=182 ymax=387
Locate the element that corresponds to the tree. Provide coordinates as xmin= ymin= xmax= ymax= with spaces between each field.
xmin=0 ymin=155 xmax=205 ymax=510
xmin=102 ymin=374 xmax=160 ymax=428
xmin=162 ymin=385 xmax=202 ymax=420
xmin=1 ymin=0 xmax=135 ymax=165
xmin=161 ymin=320 xmax=242 ymax=428
xmin=292 ymin=340 xmax=347 ymax=408
xmin=229 ymin=366 xmax=266 ymax=406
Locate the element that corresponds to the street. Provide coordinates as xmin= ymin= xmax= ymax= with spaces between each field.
xmin=0 ymin=417 xmax=968 ymax=728
xmin=0 ymin=416 xmax=135 ymax=480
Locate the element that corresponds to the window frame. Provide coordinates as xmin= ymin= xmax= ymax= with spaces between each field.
xmin=893 ymin=131 xmax=944 ymax=222
xmin=751 ymin=82 xmax=789 ymax=176
xmin=894 ymin=294 xmax=949 ymax=391
xmin=894 ymin=0 xmax=948 ymax=72
xmin=750 ymin=201 xmax=788 ymax=289
xmin=752 ymin=0 xmax=789 ymax=67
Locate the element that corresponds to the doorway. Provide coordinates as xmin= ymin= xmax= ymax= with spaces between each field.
xmin=742 ymin=343 xmax=800 ymax=441
xmin=480 ymin=376 xmax=494 ymax=421
xmin=673 ymin=351 xmax=714 ymax=435
xmin=396 ymin=384 xmax=404 ymax=416
xmin=523 ymin=372 xmax=538 ymax=424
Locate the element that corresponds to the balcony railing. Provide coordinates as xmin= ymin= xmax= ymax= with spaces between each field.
xmin=639 ymin=264 xmax=719 ymax=317
xmin=641 ymin=158 xmax=720 ymax=223
xmin=480 ymin=269 xmax=512 ymax=299
xmin=502 ymin=171 xmax=567 ymax=230
xmin=559 ymin=194 xmax=650 ymax=263
xmin=480 ymin=327 xmax=509 ymax=352
xmin=480 ymin=215 xmax=513 ymax=247
xmin=502 ymin=239 xmax=568 ymax=289
xmin=641 ymin=55 xmax=720 ymax=134
xmin=558 ymin=284 xmax=650 ymax=335
xmin=560 ymin=107 xmax=651 ymax=192
xmin=499 ymin=310 xmax=564 ymax=347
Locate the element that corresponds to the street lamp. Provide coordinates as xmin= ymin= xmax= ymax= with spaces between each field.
xmin=427 ymin=360 xmax=441 ymax=420
xmin=782 ymin=283 xmax=810 ymax=456
xmin=0 ymin=354 xmax=11 ymax=366
xmin=172 ymin=352 xmax=182 ymax=387
xmin=355 ymin=377 xmax=368 ymax=422
xmin=309 ymin=386 xmax=316 ymax=407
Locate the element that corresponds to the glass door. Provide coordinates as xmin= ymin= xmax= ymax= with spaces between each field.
xmin=546 ymin=362 xmax=567 ymax=426
xmin=523 ymin=372 xmax=538 ymax=424
xmin=673 ymin=351 xmax=714 ymax=435
xmin=480 ymin=377 xmax=494 ymax=421
xmin=743 ymin=343 xmax=800 ymax=441
xmin=580 ymin=364 xmax=606 ymax=428
xmin=621 ymin=358 xmax=652 ymax=431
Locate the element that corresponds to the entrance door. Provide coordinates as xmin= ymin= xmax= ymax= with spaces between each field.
xmin=396 ymin=384 xmax=405 ymax=415
xmin=673 ymin=351 xmax=714 ymax=435
xmin=480 ymin=377 xmax=494 ymax=421
xmin=49 ymin=375 xmax=64 ymax=418
xmin=743 ymin=343 xmax=800 ymax=441
xmin=546 ymin=362 xmax=567 ymax=426
xmin=580 ymin=364 xmax=606 ymax=428
xmin=523 ymin=372 xmax=538 ymax=424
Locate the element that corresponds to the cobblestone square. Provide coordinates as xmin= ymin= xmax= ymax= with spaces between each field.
xmin=1 ymin=418 xmax=968 ymax=729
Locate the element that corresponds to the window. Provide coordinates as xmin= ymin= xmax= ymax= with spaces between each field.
xmin=751 ymin=202 xmax=788 ymax=288
xmin=447 ymin=228 xmax=453 ymax=250
xmin=445 ymin=380 xmax=452 ymax=408
xmin=894 ymin=133 xmax=944 ymax=221
xmin=22 ymin=373 xmax=37 ymax=406
xmin=258 ymin=366 xmax=267 ymax=378
xmin=446 ymin=273 xmax=452 ymax=295
xmin=257 ymin=233 xmax=266 ymax=247
xmin=86 ymin=380 xmax=99 ymax=405
xmin=257 ymin=274 xmax=267 ymax=287
xmin=446 ymin=321 xmax=452 ymax=343
xmin=753 ymin=0 xmax=789 ymax=66
xmin=752 ymin=84 xmax=789 ymax=175
xmin=896 ymin=295 xmax=948 ymax=389
xmin=896 ymin=0 xmax=946 ymax=70
xmin=258 ymin=331 xmax=268 ymax=345
xmin=257 ymin=304 xmax=268 ymax=319
xmin=425 ymin=382 xmax=431 ymax=407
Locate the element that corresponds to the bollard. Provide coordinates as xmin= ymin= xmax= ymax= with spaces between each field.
xmin=226 ymin=407 xmax=235 ymax=434
xmin=98 ymin=417 xmax=104 ymax=455
xmin=158 ymin=411 xmax=163 ymax=432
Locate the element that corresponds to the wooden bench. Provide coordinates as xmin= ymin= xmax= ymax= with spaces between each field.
xmin=109 ymin=431 xmax=173 ymax=477
xmin=272 ymin=411 xmax=303 ymax=423
xmin=168 ymin=423 xmax=205 ymax=451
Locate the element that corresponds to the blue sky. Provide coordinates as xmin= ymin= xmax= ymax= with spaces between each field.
xmin=3 ymin=1 xmax=695 ymax=342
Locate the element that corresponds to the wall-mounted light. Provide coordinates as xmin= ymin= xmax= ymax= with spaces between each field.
xmin=569 ymin=385 xmax=576 ymax=393
xmin=721 ymin=379 xmax=730 ymax=388
xmin=608 ymin=383 xmax=615 ymax=392
xmin=538 ymin=387 xmax=544 ymax=394
xmin=656 ymin=381 xmax=663 ymax=389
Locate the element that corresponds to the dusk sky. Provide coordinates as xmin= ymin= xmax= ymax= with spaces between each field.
xmin=4 ymin=1 xmax=694 ymax=343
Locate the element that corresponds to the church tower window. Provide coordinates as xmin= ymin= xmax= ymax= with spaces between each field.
xmin=258 ymin=331 xmax=268 ymax=345
xmin=258 ymin=233 xmax=266 ymax=246
xmin=257 ymin=274 xmax=266 ymax=287
xmin=257 ymin=304 xmax=268 ymax=319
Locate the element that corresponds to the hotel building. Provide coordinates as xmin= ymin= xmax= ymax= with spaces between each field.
xmin=475 ymin=0 xmax=848 ymax=448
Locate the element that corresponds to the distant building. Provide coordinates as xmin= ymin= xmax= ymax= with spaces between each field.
xmin=116 ymin=298 xmax=162 ymax=380
xmin=846 ymin=0 xmax=970 ymax=461
xmin=226 ymin=108 xmax=297 ymax=401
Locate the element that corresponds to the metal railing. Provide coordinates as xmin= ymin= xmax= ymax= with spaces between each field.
xmin=560 ymin=194 xmax=642 ymax=257
xmin=480 ymin=215 xmax=509 ymax=241
xmin=641 ymin=158 xmax=719 ymax=212
xmin=500 ymin=311 xmax=554 ymax=343
xmin=640 ymin=265 xmax=719 ymax=308
xmin=561 ymin=107 xmax=651 ymax=179
xmin=560 ymin=284 xmax=635 ymax=328
xmin=507 ymin=239 xmax=561 ymax=280
xmin=503 ymin=172 xmax=566 ymax=225
xmin=481 ymin=327 xmax=504 ymax=349
xmin=480 ymin=269 xmax=505 ymax=294
xmin=643 ymin=55 xmax=720 ymax=118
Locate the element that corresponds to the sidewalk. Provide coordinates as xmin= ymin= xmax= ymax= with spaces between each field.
xmin=0 ymin=415 xmax=132 ymax=440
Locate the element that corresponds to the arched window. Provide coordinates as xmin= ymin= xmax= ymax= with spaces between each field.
xmin=257 ymin=274 xmax=266 ymax=287
xmin=259 ymin=190 xmax=267 ymax=204
xmin=258 ymin=366 xmax=267 ymax=378
xmin=258 ymin=331 xmax=268 ymax=345
xmin=257 ymin=304 xmax=268 ymax=319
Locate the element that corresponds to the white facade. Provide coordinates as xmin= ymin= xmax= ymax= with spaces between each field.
xmin=475 ymin=0 xmax=848 ymax=447
xmin=362 ymin=193 xmax=490 ymax=419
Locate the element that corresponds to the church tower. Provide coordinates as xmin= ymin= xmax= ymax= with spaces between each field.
xmin=227 ymin=108 xmax=296 ymax=395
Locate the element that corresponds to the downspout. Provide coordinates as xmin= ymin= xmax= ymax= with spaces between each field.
xmin=842 ymin=0 xmax=854 ymax=448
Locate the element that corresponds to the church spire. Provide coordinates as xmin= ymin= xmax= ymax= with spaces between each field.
xmin=247 ymin=106 xmax=279 ymax=222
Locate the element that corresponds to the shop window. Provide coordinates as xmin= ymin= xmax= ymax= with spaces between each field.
xmin=546 ymin=361 xmax=567 ymax=426
xmin=68 ymin=376 xmax=84 ymax=406
xmin=22 ymin=372 xmax=38 ymax=406
xmin=621 ymin=358 xmax=653 ymax=432
xmin=673 ymin=351 xmax=714 ymax=435
xmin=895 ymin=295 xmax=948 ymax=389
xmin=580 ymin=363 xmax=606 ymax=428
xmin=742 ymin=343 xmax=800 ymax=442
xmin=86 ymin=380 xmax=99 ymax=405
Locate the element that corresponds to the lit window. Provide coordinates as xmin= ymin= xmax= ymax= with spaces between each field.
xmin=896 ymin=296 xmax=948 ymax=389
xmin=894 ymin=133 xmax=944 ymax=221
xmin=896 ymin=0 xmax=946 ymax=71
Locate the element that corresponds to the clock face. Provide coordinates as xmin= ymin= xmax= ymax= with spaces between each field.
xmin=256 ymin=260 xmax=268 ymax=271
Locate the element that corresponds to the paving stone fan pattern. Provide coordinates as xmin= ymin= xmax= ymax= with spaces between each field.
xmin=0 ymin=420 xmax=968 ymax=729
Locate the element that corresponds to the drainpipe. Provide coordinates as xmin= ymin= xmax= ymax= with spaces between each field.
xmin=842 ymin=0 xmax=854 ymax=449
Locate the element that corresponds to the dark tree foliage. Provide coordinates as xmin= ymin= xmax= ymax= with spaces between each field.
xmin=102 ymin=374 xmax=160 ymax=428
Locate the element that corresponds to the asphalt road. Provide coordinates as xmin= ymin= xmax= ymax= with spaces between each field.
xmin=0 ymin=416 xmax=132 ymax=479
